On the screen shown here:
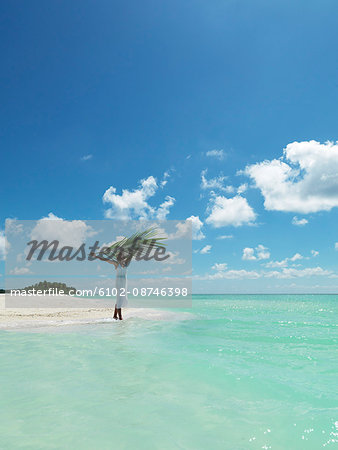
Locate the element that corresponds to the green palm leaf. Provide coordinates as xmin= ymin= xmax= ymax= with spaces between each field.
xmin=102 ymin=226 xmax=167 ymax=265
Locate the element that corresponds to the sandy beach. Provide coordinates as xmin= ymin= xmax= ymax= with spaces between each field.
xmin=0 ymin=294 xmax=192 ymax=330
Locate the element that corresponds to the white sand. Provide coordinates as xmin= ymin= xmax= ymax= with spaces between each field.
xmin=0 ymin=294 xmax=193 ymax=330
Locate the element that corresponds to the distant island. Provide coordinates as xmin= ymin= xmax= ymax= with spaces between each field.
xmin=13 ymin=281 xmax=77 ymax=295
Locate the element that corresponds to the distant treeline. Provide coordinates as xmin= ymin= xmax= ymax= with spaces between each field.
xmin=20 ymin=281 xmax=77 ymax=294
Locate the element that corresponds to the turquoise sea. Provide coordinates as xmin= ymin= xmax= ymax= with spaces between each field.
xmin=1 ymin=294 xmax=337 ymax=449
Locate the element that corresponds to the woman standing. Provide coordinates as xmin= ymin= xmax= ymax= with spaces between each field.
xmin=90 ymin=253 xmax=128 ymax=320
xmin=114 ymin=260 xmax=128 ymax=320
xmin=90 ymin=227 xmax=166 ymax=321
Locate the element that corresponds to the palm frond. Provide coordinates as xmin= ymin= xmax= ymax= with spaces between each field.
xmin=102 ymin=226 xmax=167 ymax=264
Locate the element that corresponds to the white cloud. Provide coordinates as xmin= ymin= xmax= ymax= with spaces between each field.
xmin=6 ymin=219 xmax=23 ymax=235
xmin=1 ymin=220 xmax=25 ymax=261
xmin=201 ymin=169 xmax=227 ymax=190
xmin=198 ymin=269 xmax=260 ymax=280
xmin=201 ymin=171 xmax=247 ymax=196
xmin=311 ymin=250 xmax=319 ymax=257
xmin=265 ymin=259 xmax=289 ymax=268
xmin=265 ymin=252 xmax=303 ymax=268
xmin=187 ymin=216 xmax=205 ymax=240
xmin=290 ymin=252 xmax=303 ymax=261
xmin=237 ymin=183 xmax=248 ymax=194
xmin=225 ymin=184 xmax=248 ymax=195
xmin=81 ymin=154 xmax=93 ymax=161
xmin=163 ymin=251 xmax=185 ymax=265
xmin=212 ymin=263 xmax=228 ymax=271
xmin=264 ymin=266 xmax=332 ymax=279
xmin=244 ymin=140 xmax=338 ymax=213
xmin=220 ymin=269 xmax=260 ymax=279
xmin=206 ymin=195 xmax=256 ymax=227
xmin=242 ymin=244 xmax=270 ymax=261
xmin=200 ymin=245 xmax=212 ymax=254
xmin=0 ymin=230 xmax=7 ymax=261
xmin=160 ymin=170 xmax=171 ymax=187
xmin=166 ymin=216 xmax=204 ymax=241
xmin=256 ymin=244 xmax=270 ymax=260
xmin=198 ymin=264 xmax=333 ymax=280
xmin=103 ymin=176 xmax=175 ymax=220
xmin=206 ymin=149 xmax=226 ymax=160
xmin=30 ymin=213 xmax=96 ymax=248
xmin=156 ymin=196 xmax=175 ymax=220
xmin=10 ymin=266 xmax=32 ymax=275
xmin=292 ymin=216 xmax=308 ymax=226
xmin=16 ymin=252 xmax=24 ymax=262
xmin=224 ymin=185 xmax=235 ymax=194
xmin=242 ymin=247 xmax=256 ymax=260
xmin=216 ymin=234 xmax=233 ymax=240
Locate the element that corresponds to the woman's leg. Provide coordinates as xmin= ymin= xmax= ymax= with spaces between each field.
xmin=117 ymin=308 xmax=123 ymax=320
xmin=113 ymin=305 xmax=118 ymax=319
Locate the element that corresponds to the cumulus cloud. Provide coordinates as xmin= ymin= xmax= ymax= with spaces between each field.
xmin=201 ymin=171 xmax=247 ymax=197
xmin=224 ymin=185 xmax=248 ymax=195
xmin=30 ymin=213 xmax=96 ymax=248
xmin=6 ymin=219 xmax=23 ymax=235
xmin=187 ymin=216 xmax=205 ymax=240
xmin=256 ymin=245 xmax=270 ymax=260
xmin=200 ymin=245 xmax=212 ymax=254
xmin=242 ymin=247 xmax=255 ymax=260
xmin=311 ymin=250 xmax=319 ymax=257
xmin=244 ymin=140 xmax=338 ymax=213
xmin=292 ymin=216 xmax=308 ymax=226
xmin=160 ymin=170 xmax=171 ymax=187
xmin=80 ymin=154 xmax=93 ymax=161
xmin=290 ymin=253 xmax=303 ymax=261
xmin=265 ymin=252 xmax=304 ymax=268
xmin=163 ymin=251 xmax=185 ymax=265
xmin=156 ymin=196 xmax=175 ymax=220
xmin=199 ymin=264 xmax=333 ymax=280
xmin=224 ymin=186 xmax=235 ymax=194
xmin=0 ymin=230 xmax=7 ymax=260
xmin=335 ymin=243 xmax=338 ymax=251
xmin=265 ymin=259 xmax=289 ymax=268
xmin=212 ymin=263 xmax=228 ymax=271
xmin=206 ymin=149 xmax=225 ymax=160
xmin=201 ymin=169 xmax=227 ymax=190
xmin=264 ymin=267 xmax=331 ymax=279
xmin=216 ymin=234 xmax=233 ymax=240
xmin=198 ymin=268 xmax=260 ymax=280
xmin=206 ymin=196 xmax=256 ymax=227
xmin=216 ymin=269 xmax=260 ymax=279
xmin=103 ymin=176 xmax=175 ymax=220
xmin=10 ymin=266 xmax=32 ymax=275
xmin=237 ymin=183 xmax=248 ymax=194
xmin=166 ymin=216 xmax=204 ymax=241
xmin=242 ymin=244 xmax=270 ymax=261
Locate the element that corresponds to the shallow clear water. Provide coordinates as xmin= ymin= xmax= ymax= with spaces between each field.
xmin=1 ymin=295 xmax=337 ymax=449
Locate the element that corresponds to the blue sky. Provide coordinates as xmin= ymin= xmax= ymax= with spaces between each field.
xmin=1 ymin=0 xmax=338 ymax=292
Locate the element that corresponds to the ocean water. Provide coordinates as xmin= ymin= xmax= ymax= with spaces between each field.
xmin=0 ymin=294 xmax=337 ymax=449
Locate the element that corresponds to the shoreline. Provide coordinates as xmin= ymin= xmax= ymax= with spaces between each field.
xmin=0 ymin=294 xmax=194 ymax=330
